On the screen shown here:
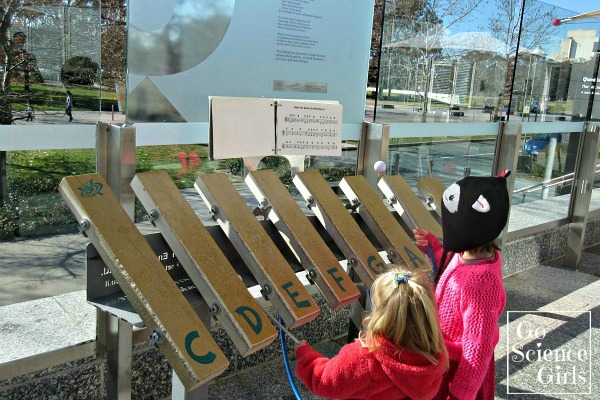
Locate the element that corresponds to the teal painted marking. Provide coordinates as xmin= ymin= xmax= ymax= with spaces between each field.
xmin=78 ymin=179 xmax=104 ymax=198
xmin=235 ymin=305 xmax=263 ymax=334
xmin=282 ymin=282 xmax=311 ymax=308
xmin=404 ymin=246 xmax=426 ymax=269
xmin=327 ymin=267 xmax=346 ymax=292
xmin=367 ymin=255 xmax=387 ymax=274
xmin=184 ymin=331 xmax=217 ymax=364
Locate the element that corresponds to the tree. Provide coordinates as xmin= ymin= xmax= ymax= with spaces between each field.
xmin=486 ymin=0 xmax=554 ymax=112
xmin=0 ymin=0 xmax=23 ymax=125
xmin=100 ymin=0 xmax=125 ymax=87
xmin=368 ymin=0 xmax=384 ymax=88
xmin=381 ymin=0 xmax=484 ymax=121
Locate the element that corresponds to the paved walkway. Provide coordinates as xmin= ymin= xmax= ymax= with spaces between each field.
xmin=12 ymin=109 xmax=126 ymax=125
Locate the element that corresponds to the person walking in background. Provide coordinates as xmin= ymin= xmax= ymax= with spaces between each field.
xmin=413 ymin=170 xmax=511 ymax=400
xmin=295 ymin=267 xmax=448 ymax=400
xmin=65 ymin=90 xmax=73 ymax=122
xmin=25 ymin=101 xmax=34 ymax=121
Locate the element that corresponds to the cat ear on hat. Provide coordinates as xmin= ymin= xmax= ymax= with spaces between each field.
xmin=471 ymin=170 xmax=510 ymax=212
xmin=498 ymin=170 xmax=511 ymax=178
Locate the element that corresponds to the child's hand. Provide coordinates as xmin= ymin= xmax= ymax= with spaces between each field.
xmin=294 ymin=339 xmax=308 ymax=351
xmin=413 ymin=227 xmax=430 ymax=247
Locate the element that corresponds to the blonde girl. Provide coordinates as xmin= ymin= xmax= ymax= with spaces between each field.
xmin=295 ymin=267 xmax=448 ymax=400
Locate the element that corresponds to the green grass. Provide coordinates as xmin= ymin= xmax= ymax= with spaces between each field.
xmin=10 ymin=83 xmax=118 ymax=112
xmin=1 ymin=145 xmax=211 ymax=239
xmin=1 ymin=144 xmax=355 ymax=240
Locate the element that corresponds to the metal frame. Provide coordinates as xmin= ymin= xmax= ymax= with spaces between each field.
xmin=564 ymin=123 xmax=600 ymax=267
xmin=4 ymin=119 xmax=600 ymax=397
xmin=357 ymin=122 xmax=389 ymax=189
xmin=95 ymin=122 xmax=136 ymax=400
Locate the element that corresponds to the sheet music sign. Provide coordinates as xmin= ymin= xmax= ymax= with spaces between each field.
xmin=209 ymin=96 xmax=342 ymax=159
xmin=276 ymin=100 xmax=342 ymax=156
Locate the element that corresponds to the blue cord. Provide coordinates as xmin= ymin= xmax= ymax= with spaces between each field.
xmin=426 ymin=245 xmax=438 ymax=276
xmin=278 ymin=316 xmax=303 ymax=400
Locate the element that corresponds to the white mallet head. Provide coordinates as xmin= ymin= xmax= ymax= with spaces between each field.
xmin=374 ymin=160 xmax=387 ymax=174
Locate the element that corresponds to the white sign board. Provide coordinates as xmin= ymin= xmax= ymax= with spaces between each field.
xmin=276 ymin=100 xmax=342 ymax=156
xmin=210 ymin=97 xmax=342 ymax=159
xmin=127 ymin=0 xmax=374 ymax=125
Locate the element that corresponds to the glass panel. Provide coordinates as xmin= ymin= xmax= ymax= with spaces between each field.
xmin=1 ymin=148 xmax=95 ymax=305
xmin=132 ymin=142 xmax=358 ymax=219
xmin=387 ymin=136 xmax=496 ymax=189
xmin=511 ymin=129 xmax=581 ymax=224
xmin=375 ymin=0 xmax=599 ymax=123
xmin=7 ymin=4 xmax=104 ymax=125
xmin=1 ymin=149 xmax=95 ymax=239
xmin=303 ymin=140 xmax=358 ymax=182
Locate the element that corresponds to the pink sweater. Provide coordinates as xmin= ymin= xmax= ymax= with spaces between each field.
xmin=421 ymin=233 xmax=506 ymax=400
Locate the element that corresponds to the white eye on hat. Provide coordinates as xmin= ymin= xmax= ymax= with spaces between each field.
xmin=442 ymin=183 xmax=460 ymax=213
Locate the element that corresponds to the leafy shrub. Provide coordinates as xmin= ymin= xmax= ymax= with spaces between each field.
xmin=221 ymin=158 xmax=244 ymax=176
xmin=0 ymin=206 xmax=18 ymax=240
xmin=61 ymin=56 xmax=99 ymax=85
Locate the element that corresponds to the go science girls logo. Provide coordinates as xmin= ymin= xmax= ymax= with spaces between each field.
xmin=506 ymin=311 xmax=592 ymax=395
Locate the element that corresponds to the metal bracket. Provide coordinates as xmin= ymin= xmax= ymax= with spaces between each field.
xmin=345 ymin=198 xmax=361 ymax=213
xmin=78 ymin=219 xmax=90 ymax=237
xmin=209 ymin=303 xmax=220 ymax=317
xmin=260 ymin=284 xmax=272 ymax=301
xmin=252 ymin=205 xmax=272 ymax=220
xmin=149 ymin=328 xmax=164 ymax=348
xmin=148 ymin=209 xmax=160 ymax=226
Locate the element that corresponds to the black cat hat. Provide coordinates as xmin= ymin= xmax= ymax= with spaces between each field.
xmin=441 ymin=170 xmax=511 ymax=253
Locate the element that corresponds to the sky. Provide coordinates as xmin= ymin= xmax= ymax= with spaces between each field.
xmin=540 ymin=0 xmax=598 ymax=14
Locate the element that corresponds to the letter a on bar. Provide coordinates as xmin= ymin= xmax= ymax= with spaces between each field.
xmin=195 ymin=173 xmax=320 ymax=329
xmin=293 ymin=171 xmax=388 ymax=286
xmin=59 ymin=174 xmax=228 ymax=390
xmin=378 ymin=175 xmax=442 ymax=239
xmin=246 ymin=169 xmax=360 ymax=310
xmin=339 ymin=176 xmax=432 ymax=273
xmin=131 ymin=171 xmax=277 ymax=357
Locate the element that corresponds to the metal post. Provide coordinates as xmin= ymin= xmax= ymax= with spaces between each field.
xmin=95 ymin=122 xmax=137 ymax=398
xmin=564 ymin=124 xmax=600 ymax=268
xmin=358 ymin=122 xmax=389 ymax=189
xmin=393 ymin=152 xmax=400 ymax=175
xmin=105 ymin=315 xmax=133 ymax=399
xmin=493 ymin=122 xmax=522 ymax=247
xmin=96 ymin=122 xmax=136 ymax=219
xmin=541 ymin=138 xmax=557 ymax=199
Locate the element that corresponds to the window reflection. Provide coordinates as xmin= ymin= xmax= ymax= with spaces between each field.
xmin=375 ymin=0 xmax=599 ymax=123
xmin=3 ymin=4 xmax=103 ymax=125
xmin=128 ymin=0 xmax=235 ymax=76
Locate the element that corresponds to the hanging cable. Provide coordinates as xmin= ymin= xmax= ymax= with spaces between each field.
xmin=426 ymin=245 xmax=437 ymax=277
xmin=278 ymin=316 xmax=303 ymax=400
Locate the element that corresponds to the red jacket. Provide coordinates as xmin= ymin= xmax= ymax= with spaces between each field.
xmin=295 ymin=336 xmax=446 ymax=399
